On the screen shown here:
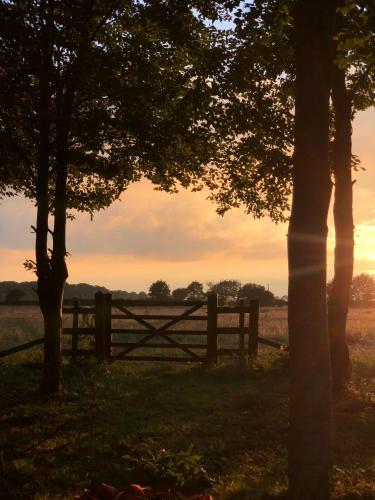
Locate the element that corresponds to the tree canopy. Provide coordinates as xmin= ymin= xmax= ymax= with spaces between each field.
xmin=0 ymin=0 xmax=243 ymax=392
xmin=208 ymin=279 xmax=241 ymax=305
xmin=239 ymin=282 xmax=277 ymax=306
xmin=350 ymin=273 xmax=375 ymax=305
xmin=204 ymin=0 xmax=375 ymax=221
xmin=149 ymin=280 xmax=171 ymax=300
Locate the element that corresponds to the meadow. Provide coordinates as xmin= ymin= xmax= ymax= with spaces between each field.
xmin=0 ymin=306 xmax=375 ymax=498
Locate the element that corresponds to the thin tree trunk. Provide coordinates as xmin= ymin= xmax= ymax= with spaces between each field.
xmin=36 ymin=2 xmax=93 ymax=394
xmin=36 ymin=0 xmax=63 ymax=395
xmin=288 ymin=1 xmax=337 ymax=498
xmin=328 ymin=66 xmax=353 ymax=391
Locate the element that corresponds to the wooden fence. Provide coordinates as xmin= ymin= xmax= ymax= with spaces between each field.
xmin=0 ymin=292 xmax=289 ymax=362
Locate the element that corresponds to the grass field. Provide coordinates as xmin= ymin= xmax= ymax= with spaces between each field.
xmin=0 ymin=307 xmax=375 ymax=499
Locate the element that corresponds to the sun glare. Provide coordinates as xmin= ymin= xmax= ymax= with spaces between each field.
xmin=355 ymin=222 xmax=375 ymax=269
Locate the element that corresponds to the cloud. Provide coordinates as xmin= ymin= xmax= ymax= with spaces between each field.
xmin=66 ymin=180 xmax=288 ymax=263
xmin=0 ymin=183 xmax=289 ymax=294
xmin=0 ymin=107 xmax=374 ymax=297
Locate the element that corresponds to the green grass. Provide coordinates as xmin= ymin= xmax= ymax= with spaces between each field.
xmin=1 ymin=348 xmax=375 ymax=499
xmin=1 ymin=306 xmax=375 ymax=498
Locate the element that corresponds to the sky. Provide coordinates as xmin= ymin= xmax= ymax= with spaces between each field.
xmin=0 ymin=107 xmax=374 ymax=297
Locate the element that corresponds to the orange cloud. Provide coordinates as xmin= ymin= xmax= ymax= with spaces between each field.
xmin=0 ymin=107 xmax=374 ymax=297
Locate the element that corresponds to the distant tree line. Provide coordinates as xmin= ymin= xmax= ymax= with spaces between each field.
xmin=148 ymin=279 xmax=285 ymax=306
xmin=0 ymin=281 xmax=147 ymax=303
xmin=5 ymin=274 xmax=375 ymax=307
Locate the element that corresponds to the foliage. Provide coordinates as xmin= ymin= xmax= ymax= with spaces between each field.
xmin=122 ymin=446 xmax=213 ymax=489
xmin=328 ymin=273 xmax=375 ymax=305
xmin=149 ymin=280 xmax=171 ymax=300
xmin=172 ymin=282 xmax=205 ymax=301
xmin=0 ymin=0 xmax=243 ymax=311
xmin=0 ymin=0 xmax=239 ymax=204
xmin=0 ymin=281 xmax=148 ymax=302
xmin=335 ymin=0 xmax=375 ymax=112
xmin=172 ymin=287 xmax=189 ymax=301
xmin=239 ymin=282 xmax=277 ymax=306
xmin=186 ymin=281 xmax=205 ymax=300
xmin=1 ymin=332 xmax=375 ymax=498
xmin=204 ymin=0 xmax=375 ymax=221
xmin=350 ymin=273 xmax=375 ymax=305
xmin=0 ymin=282 xmax=37 ymax=302
xmin=208 ymin=279 xmax=241 ymax=305
xmin=4 ymin=288 xmax=26 ymax=303
xmin=203 ymin=0 xmax=294 ymax=221
xmin=0 ymin=0 xmax=242 ymax=391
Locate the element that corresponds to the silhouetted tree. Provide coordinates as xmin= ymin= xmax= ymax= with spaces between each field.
xmin=327 ymin=1 xmax=375 ymax=389
xmin=5 ymin=288 xmax=26 ymax=303
xmin=149 ymin=280 xmax=171 ymax=300
xmin=214 ymin=1 xmax=375 ymax=389
xmin=0 ymin=0 xmax=238 ymax=393
xmin=171 ymin=288 xmax=188 ymax=301
xmin=209 ymin=280 xmax=241 ymax=305
xmin=350 ymin=273 xmax=375 ymax=305
xmin=238 ymin=283 xmax=275 ymax=306
xmin=288 ymin=0 xmax=337 ymax=497
xmin=328 ymin=62 xmax=353 ymax=390
xmin=186 ymin=281 xmax=205 ymax=300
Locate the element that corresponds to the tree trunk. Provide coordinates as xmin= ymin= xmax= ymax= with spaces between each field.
xmin=36 ymin=2 xmax=89 ymax=394
xmin=328 ymin=66 xmax=353 ymax=391
xmin=39 ymin=285 xmax=64 ymax=394
xmin=288 ymin=1 xmax=337 ymax=498
xmin=36 ymin=1 xmax=63 ymax=395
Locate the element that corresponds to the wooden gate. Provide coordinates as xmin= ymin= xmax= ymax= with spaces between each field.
xmin=110 ymin=299 xmax=209 ymax=363
xmin=0 ymin=295 xmax=290 ymax=361
xmin=61 ymin=292 xmax=288 ymax=363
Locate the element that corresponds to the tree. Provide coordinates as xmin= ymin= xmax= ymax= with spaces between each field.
xmin=204 ymin=2 xmax=293 ymax=222
xmin=208 ymin=280 xmax=241 ymax=305
xmin=171 ymin=281 xmax=205 ymax=300
xmin=327 ymin=1 xmax=375 ymax=389
xmin=288 ymin=1 xmax=337 ymax=497
xmin=238 ymin=282 xmax=275 ymax=306
xmin=149 ymin=280 xmax=171 ymax=300
xmin=209 ymin=0 xmax=375 ymax=389
xmin=350 ymin=273 xmax=375 ymax=305
xmin=171 ymin=288 xmax=188 ymax=301
xmin=327 ymin=62 xmax=354 ymax=389
xmin=186 ymin=281 xmax=205 ymax=300
xmin=0 ymin=0 xmax=237 ymax=393
xmin=5 ymin=288 xmax=26 ymax=303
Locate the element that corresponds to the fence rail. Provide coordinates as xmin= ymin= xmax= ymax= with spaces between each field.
xmin=0 ymin=337 xmax=45 ymax=359
xmin=0 ymin=293 xmax=289 ymax=360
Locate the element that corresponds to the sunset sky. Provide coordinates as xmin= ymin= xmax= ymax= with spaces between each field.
xmin=0 ymin=107 xmax=374 ymax=297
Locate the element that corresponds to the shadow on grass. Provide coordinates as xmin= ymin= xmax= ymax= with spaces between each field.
xmin=2 ymin=349 xmax=374 ymax=499
xmin=0 ymin=351 xmax=289 ymax=498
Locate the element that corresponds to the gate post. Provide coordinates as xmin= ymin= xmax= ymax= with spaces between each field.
xmin=95 ymin=291 xmax=105 ymax=361
xmin=72 ymin=300 xmax=79 ymax=361
xmin=248 ymin=299 xmax=259 ymax=358
xmin=207 ymin=292 xmax=218 ymax=366
xmin=239 ymin=298 xmax=246 ymax=368
xmin=104 ymin=293 xmax=112 ymax=361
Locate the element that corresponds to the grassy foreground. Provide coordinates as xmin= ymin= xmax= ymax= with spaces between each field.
xmin=1 ymin=347 xmax=375 ymax=499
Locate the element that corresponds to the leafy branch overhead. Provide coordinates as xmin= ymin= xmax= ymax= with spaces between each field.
xmin=204 ymin=0 xmax=375 ymax=220
xmin=0 ymin=0 xmax=241 ymax=210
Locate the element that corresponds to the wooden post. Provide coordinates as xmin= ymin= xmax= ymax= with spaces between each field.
xmin=248 ymin=299 xmax=259 ymax=357
xmin=239 ymin=298 xmax=246 ymax=368
xmin=207 ymin=292 xmax=218 ymax=366
xmin=95 ymin=291 xmax=105 ymax=361
xmin=104 ymin=293 xmax=112 ymax=361
xmin=72 ymin=300 xmax=79 ymax=361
